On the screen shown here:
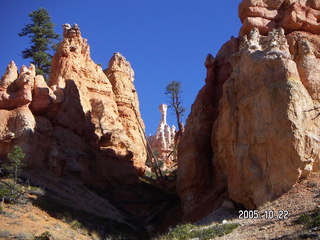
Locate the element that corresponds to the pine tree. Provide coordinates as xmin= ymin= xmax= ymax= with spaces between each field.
xmin=7 ymin=146 xmax=25 ymax=182
xmin=0 ymin=146 xmax=26 ymax=203
xmin=19 ymin=8 xmax=60 ymax=80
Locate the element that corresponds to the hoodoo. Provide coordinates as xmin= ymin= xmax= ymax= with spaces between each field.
xmin=177 ymin=0 xmax=320 ymax=221
xmin=0 ymin=24 xmax=147 ymax=187
xmin=148 ymin=104 xmax=176 ymax=166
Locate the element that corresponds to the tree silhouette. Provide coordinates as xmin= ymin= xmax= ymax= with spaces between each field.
xmin=165 ymin=80 xmax=185 ymax=137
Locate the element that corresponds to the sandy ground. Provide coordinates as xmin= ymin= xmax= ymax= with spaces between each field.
xmin=0 ymin=201 xmax=96 ymax=240
xmin=196 ymin=172 xmax=320 ymax=240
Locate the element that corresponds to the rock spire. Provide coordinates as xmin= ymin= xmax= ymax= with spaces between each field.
xmin=0 ymin=23 xmax=147 ymax=189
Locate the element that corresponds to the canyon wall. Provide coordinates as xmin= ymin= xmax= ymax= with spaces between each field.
xmin=178 ymin=0 xmax=320 ymax=221
xmin=0 ymin=24 xmax=147 ymax=187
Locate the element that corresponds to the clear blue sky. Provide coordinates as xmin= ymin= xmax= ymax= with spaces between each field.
xmin=0 ymin=0 xmax=242 ymax=135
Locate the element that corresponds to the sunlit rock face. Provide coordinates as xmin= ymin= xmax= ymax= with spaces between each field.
xmin=239 ymin=0 xmax=320 ymax=36
xmin=0 ymin=62 xmax=34 ymax=110
xmin=0 ymin=23 xmax=147 ymax=187
xmin=177 ymin=38 xmax=239 ymax=221
xmin=148 ymin=104 xmax=176 ymax=168
xmin=213 ymin=28 xmax=320 ymax=210
xmin=0 ymin=62 xmax=36 ymax=161
xmin=104 ymin=52 xmax=147 ymax=172
xmin=177 ymin=0 xmax=320 ymax=221
xmin=49 ymin=23 xmax=147 ymax=176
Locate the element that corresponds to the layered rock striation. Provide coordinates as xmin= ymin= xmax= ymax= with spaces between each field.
xmin=178 ymin=0 xmax=320 ymax=221
xmin=0 ymin=24 xmax=147 ymax=187
xmin=239 ymin=0 xmax=320 ymax=36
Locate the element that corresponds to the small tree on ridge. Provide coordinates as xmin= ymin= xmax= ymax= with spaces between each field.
xmin=165 ymin=80 xmax=186 ymax=137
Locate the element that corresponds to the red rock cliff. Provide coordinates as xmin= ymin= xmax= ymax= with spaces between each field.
xmin=178 ymin=0 xmax=320 ymax=221
xmin=239 ymin=0 xmax=320 ymax=36
xmin=0 ymin=24 xmax=147 ymax=187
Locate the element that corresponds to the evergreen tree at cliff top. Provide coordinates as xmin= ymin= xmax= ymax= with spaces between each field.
xmin=19 ymin=8 xmax=60 ymax=80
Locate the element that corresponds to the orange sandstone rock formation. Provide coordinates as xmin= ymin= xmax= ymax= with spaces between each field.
xmin=0 ymin=62 xmax=34 ymax=110
xmin=177 ymin=38 xmax=239 ymax=221
xmin=239 ymin=0 xmax=320 ymax=36
xmin=0 ymin=63 xmax=36 ymax=156
xmin=105 ymin=52 xmax=147 ymax=172
xmin=0 ymin=23 xmax=147 ymax=187
xmin=214 ymin=28 xmax=320 ymax=210
xmin=178 ymin=0 xmax=320 ymax=221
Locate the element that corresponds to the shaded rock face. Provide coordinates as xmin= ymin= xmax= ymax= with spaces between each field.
xmin=177 ymin=38 xmax=239 ymax=221
xmin=178 ymin=0 xmax=320 ymax=221
xmin=0 ymin=24 xmax=146 ymax=187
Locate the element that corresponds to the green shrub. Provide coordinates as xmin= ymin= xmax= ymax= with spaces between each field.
xmin=144 ymin=171 xmax=157 ymax=179
xmin=297 ymin=210 xmax=320 ymax=228
xmin=0 ymin=146 xmax=27 ymax=203
xmin=0 ymin=184 xmax=11 ymax=200
xmin=6 ymin=146 xmax=25 ymax=182
xmin=15 ymin=232 xmax=33 ymax=240
xmin=0 ymin=230 xmax=11 ymax=238
xmin=33 ymin=231 xmax=52 ymax=240
xmin=165 ymin=223 xmax=194 ymax=240
xmin=0 ymin=179 xmax=26 ymax=203
xmin=70 ymin=220 xmax=82 ymax=229
xmin=155 ymin=222 xmax=240 ymax=240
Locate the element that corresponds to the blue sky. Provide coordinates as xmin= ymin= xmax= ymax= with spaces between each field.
xmin=0 ymin=0 xmax=242 ymax=135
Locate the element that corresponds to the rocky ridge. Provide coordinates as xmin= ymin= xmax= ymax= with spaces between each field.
xmin=177 ymin=0 xmax=320 ymax=221
xmin=239 ymin=0 xmax=320 ymax=36
xmin=0 ymin=24 xmax=147 ymax=188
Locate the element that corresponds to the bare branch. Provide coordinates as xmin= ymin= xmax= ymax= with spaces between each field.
xmin=165 ymin=80 xmax=185 ymax=137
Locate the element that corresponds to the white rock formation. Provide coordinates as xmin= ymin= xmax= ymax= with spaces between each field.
xmin=148 ymin=104 xmax=176 ymax=160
